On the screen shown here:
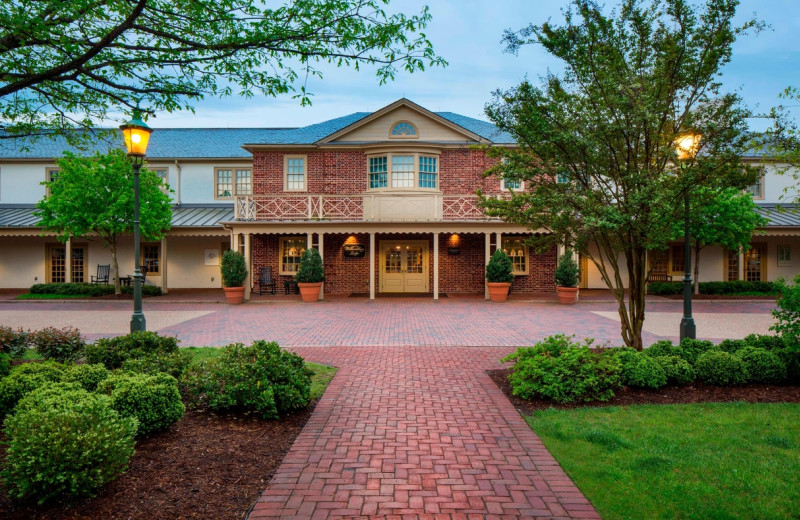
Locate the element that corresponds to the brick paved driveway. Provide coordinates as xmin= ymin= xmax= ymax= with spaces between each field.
xmin=250 ymin=346 xmax=599 ymax=519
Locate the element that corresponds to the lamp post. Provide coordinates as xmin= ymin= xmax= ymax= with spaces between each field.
xmin=120 ymin=108 xmax=153 ymax=333
xmin=674 ymin=132 xmax=702 ymax=341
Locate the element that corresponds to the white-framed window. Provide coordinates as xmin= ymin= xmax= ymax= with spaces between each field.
xmin=141 ymin=243 xmax=161 ymax=275
xmin=501 ymin=177 xmax=523 ymax=191
xmin=280 ymin=236 xmax=307 ymax=275
xmin=389 ymin=121 xmax=418 ymax=138
xmin=778 ymin=244 xmax=792 ymax=267
xmin=502 ymin=237 xmax=529 ymax=275
xmin=367 ymin=153 xmax=438 ymax=190
xmin=746 ymin=173 xmax=764 ymax=199
xmin=215 ymin=168 xmax=252 ymax=199
xmin=284 ymin=155 xmax=307 ymax=192
xmin=45 ymin=167 xmax=59 ymax=196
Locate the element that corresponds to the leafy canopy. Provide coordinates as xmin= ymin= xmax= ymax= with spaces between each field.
xmin=481 ymin=0 xmax=761 ymax=349
xmin=35 ymin=149 xmax=172 ymax=243
xmin=0 ymin=0 xmax=445 ymax=142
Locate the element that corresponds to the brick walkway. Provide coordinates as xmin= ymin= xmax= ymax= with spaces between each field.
xmin=249 ymin=346 xmax=600 ymax=519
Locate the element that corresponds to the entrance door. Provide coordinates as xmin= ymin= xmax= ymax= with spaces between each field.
xmin=46 ymin=244 xmax=87 ymax=283
xmin=380 ymin=241 xmax=429 ymax=293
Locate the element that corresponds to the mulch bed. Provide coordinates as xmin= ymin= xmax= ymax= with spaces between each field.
xmin=0 ymin=404 xmax=316 ymax=520
xmin=488 ymin=368 xmax=800 ymax=416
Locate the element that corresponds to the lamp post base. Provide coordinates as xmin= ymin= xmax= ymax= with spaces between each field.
xmin=679 ymin=317 xmax=695 ymax=342
xmin=130 ymin=313 xmax=146 ymax=333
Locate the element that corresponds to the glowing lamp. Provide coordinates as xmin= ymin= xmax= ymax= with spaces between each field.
xmin=120 ymin=108 xmax=152 ymax=157
xmin=674 ymin=133 xmax=702 ymax=161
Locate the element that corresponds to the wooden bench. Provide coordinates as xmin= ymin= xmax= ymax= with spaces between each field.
xmin=649 ymin=272 xmax=673 ymax=282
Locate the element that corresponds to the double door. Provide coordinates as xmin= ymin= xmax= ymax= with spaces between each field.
xmin=380 ymin=241 xmax=428 ymax=293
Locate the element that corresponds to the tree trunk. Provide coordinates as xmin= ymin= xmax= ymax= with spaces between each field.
xmin=110 ymin=237 xmax=121 ymax=295
xmin=693 ymin=243 xmax=703 ymax=295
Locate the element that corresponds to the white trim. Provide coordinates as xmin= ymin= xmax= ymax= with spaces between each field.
xmin=214 ymin=167 xmax=252 ymax=199
xmin=365 ymin=152 xmax=440 ymax=191
xmin=279 ymin=235 xmax=307 ymax=276
xmin=284 ymin=155 xmax=308 ymax=192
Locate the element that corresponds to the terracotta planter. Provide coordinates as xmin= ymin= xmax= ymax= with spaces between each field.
xmin=223 ymin=286 xmax=245 ymax=305
xmin=556 ymin=286 xmax=579 ymax=305
xmin=487 ymin=282 xmax=511 ymax=303
xmin=298 ymin=281 xmax=323 ymax=302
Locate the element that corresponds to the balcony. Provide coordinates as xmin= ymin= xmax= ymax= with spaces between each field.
xmin=234 ymin=193 xmax=500 ymax=222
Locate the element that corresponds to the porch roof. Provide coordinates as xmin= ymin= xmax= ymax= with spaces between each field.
xmin=0 ymin=204 xmax=234 ymax=229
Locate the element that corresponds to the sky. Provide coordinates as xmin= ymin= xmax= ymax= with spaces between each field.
xmin=149 ymin=0 xmax=800 ymax=130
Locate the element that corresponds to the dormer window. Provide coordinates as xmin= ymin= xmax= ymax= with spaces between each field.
xmin=390 ymin=121 xmax=417 ymax=138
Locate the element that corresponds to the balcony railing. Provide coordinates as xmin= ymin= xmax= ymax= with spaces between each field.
xmin=234 ymin=194 xmax=502 ymax=222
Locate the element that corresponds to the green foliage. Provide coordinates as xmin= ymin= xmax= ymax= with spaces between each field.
xmin=482 ymin=1 xmax=761 ymax=350
xmin=743 ymin=334 xmax=788 ymax=351
xmin=62 ymin=363 xmax=110 ymax=392
xmin=184 ymin=340 xmax=312 ymax=418
xmin=1 ymin=382 xmax=136 ymax=503
xmin=86 ymin=331 xmax=180 ymax=370
xmin=0 ymin=1 xmax=443 ymax=141
xmin=621 ymin=354 xmax=667 ymax=389
xmin=644 ymin=340 xmax=681 ymax=359
xmin=695 ymin=351 xmax=749 ymax=386
xmin=775 ymin=348 xmax=800 ymax=384
xmin=654 ymin=356 xmax=696 ymax=385
xmin=220 ymin=250 xmax=248 ymax=287
xmin=0 ymin=326 xmax=29 ymax=358
xmin=485 ymin=249 xmax=514 ymax=283
xmin=771 ymin=275 xmax=800 ymax=347
xmin=554 ymin=250 xmax=579 ymax=287
xmin=0 ymin=353 xmax=10 ymax=378
xmin=505 ymin=336 xmax=620 ymax=403
xmin=717 ymin=339 xmax=748 ymax=353
xmin=296 ymin=248 xmax=326 ymax=283
xmin=121 ymin=351 xmax=193 ymax=380
xmin=29 ymin=326 xmax=85 ymax=362
xmin=678 ymin=338 xmax=717 ymax=366
xmin=97 ymin=372 xmax=184 ymax=436
xmin=646 ymin=282 xmax=683 ymax=295
xmin=648 ymin=281 xmax=778 ymax=295
xmin=28 ymin=282 xmax=161 ymax=297
xmin=502 ymin=334 xmax=581 ymax=363
xmin=0 ymin=362 xmax=65 ymax=417
xmin=735 ymin=347 xmax=787 ymax=384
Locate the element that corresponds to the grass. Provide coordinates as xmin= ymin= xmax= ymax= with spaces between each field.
xmin=15 ymin=293 xmax=92 ymax=299
xmin=526 ymin=403 xmax=800 ymax=520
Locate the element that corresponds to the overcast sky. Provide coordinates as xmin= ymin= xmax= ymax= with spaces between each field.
xmin=149 ymin=0 xmax=800 ymax=130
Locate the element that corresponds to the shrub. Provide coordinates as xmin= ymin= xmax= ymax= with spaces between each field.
xmin=699 ymin=280 xmax=778 ymax=295
xmin=86 ymin=331 xmax=179 ymax=369
xmin=0 ymin=326 xmax=29 ymax=358
xmin=775 ymin=348 xmax=800 ymax=384
xmin=97 ymin=372 xmax=184 ymax=436
xmin=647 ymin=282 xmax=682 ymax=295
xmin=771 ymin=275 xmax=800 ymax=346
xmin=184 ymin=340 xmax=312 ymax=418
xmin=120 ymin=285 xmax=162 ymax=296
xmin=120 ymin=351 xmax=193 ymax=379
xmin=505 ymin=336 xmax=621 ymax=403
xmin=0 ymin=353 xmax=10 ymax=378
xmin=62 ymin=363 xmax=110 ymax=391
xmin=655 ymin=355 xmax=696 ymax=385
xmin=678 ymin=338 xmax=716 ymax=365
xmin=743 ymin=334 xmax=787 ymax=352
xmin=29 ymin=326 xmax=85 ymax=362
xmin=221 ymin=250 xmax=248 ymax=287
xmin=485 ymin=249 xmax=514 ymax=284
xmin=502 ymin=334 xmax=578 ymax=363
xmin=644 ymin=340 xmax=681 ymax=358
xmin=717 ymin=339 xmax=747 ymax=353
xmin=621 ymin=354 xmax=667 ymax=389
xmin=0 ymin=362 xmax=65 ymax=417
xmin=296 ymin=248 xmax=325 ymax=284
xmin=695 ymin=351 xmax=749 ymax=386
xmin=735 ymin=347 xmax=787 ymax=384
xmin=1 ymin=382 xmax=137 ymax=503
xmin=27 ymin=282 xmax=161 ymax=297
xmin=555 ymin=250 xmax=579 ymax=288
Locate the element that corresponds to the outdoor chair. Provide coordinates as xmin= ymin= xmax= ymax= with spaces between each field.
xmin=91 ymin=264 xmax=110 ymax=284
xmin=258 ymin=266 xmax=277 ymax=295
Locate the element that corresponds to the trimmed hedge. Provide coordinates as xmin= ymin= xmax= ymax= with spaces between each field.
xmin=97 ymin=372 xmax=184 ymax=436
xmin=0 ymin=362 xmax=65 ymax=417
xmin=655 ymin=355 xmax=696 ymax=385
xmin=28 ymin=282 xmax=162 ymax=297
xmin=735 ymin=347 xmax=787 ymax=384
xmin=647 ymin=281 xmax=779 ymax=295
xmin=86 ymin=331 xmax=179 ymax=370
xmin=63 ymin=363 xmax=110 ymax=392
xmin=0 ymin=353 xmax=10 ymax=378
xmin=695 ymin=351 xmax=749 ymax=386
xmin=1 ymin=382 xmax=137 ymax=503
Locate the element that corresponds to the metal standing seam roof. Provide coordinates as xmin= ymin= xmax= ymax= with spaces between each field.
xmin=755 ymin=203 xmax=800 ymax=226
xmin=0 ymin=205 xmax=234 ymax=228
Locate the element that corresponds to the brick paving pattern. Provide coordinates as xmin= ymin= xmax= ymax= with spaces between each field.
xmin=249 ymin=346 xmax=600 ymax=519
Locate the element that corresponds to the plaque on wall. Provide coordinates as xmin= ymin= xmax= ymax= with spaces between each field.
xmin=343 ymin=244 xmax=366 ymax=258
xmin=447 ymin=247 xmax=460 ymax=255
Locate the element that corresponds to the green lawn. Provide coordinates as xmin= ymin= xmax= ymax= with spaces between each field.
xmin=526 ymin=403 xmax=800 ymax=520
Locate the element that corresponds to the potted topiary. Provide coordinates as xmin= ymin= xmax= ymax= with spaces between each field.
xmin=221 ymin=250 xmax=248 ymax=304
xmin=486 ymin=249 xmax=514 ymax=302
xmin=296 ymin=248 xmax=325 ymax=302
xmin=555 ymin=249 xmax=580 ymax=304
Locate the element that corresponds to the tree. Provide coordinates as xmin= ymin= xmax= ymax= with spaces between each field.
xmin=675 ymin=187 xmax=767 ymax=294
xmin=760 ymin=86 xmax=800 ymax=201
xmin=35 ymin=150 xmax=172 ymax=294
xmin=481 ymin=0 xmax=761 ymax=350
xmin=0 ymin=0 xmax=445 ymax=142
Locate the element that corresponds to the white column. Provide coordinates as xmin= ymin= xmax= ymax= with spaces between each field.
xmin=369 ymin=232 xmax=376 ymax=300
xmin=318 ymin=232 xmax=324 ymax=300
xmin=485 ymin=232 xmax=491 ymax=299
xmin=161 ymin=237 xmax=168 ymax=294
xmin=496 ymin=232 xmax=502 ymax=252
xmin=433 ymin=232 xmax=440 ymax=300
xmin=244 ymin=233 xmax=252 ymax=300
xmin=557 ymin=244 xmax=566 ymax=259
xmin=306 ymin=233 xmax=313 ymax=251
xmin=65 ymin=236 xmax=72 ymax=283
xmin=231 ymin=232 xmax=239 ymax=252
